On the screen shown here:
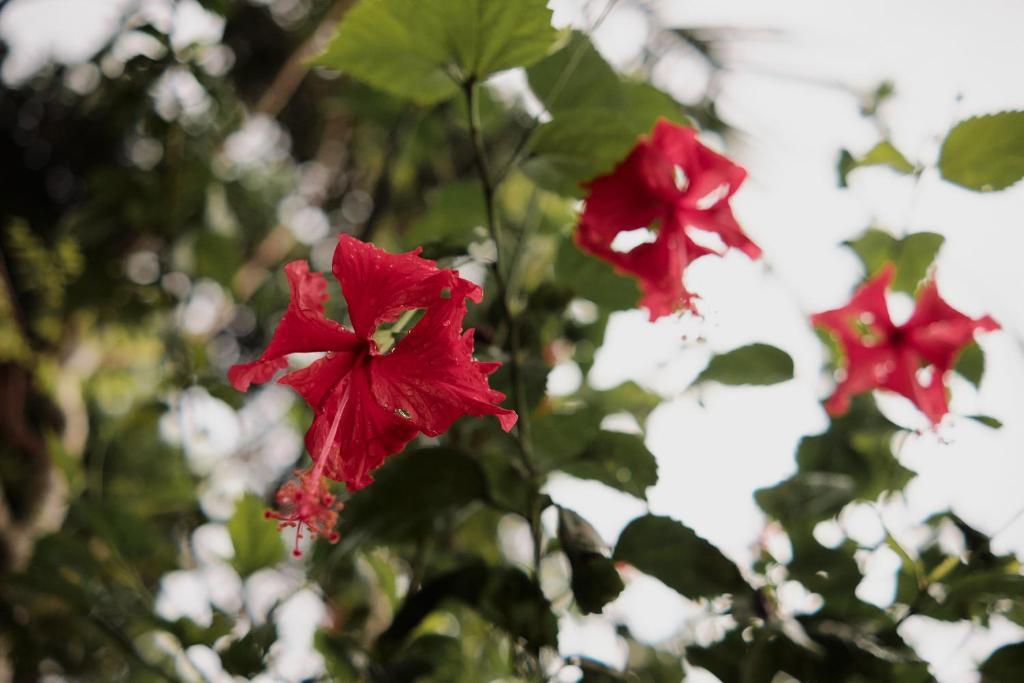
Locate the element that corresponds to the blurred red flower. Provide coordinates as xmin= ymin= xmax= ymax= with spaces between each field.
xmin=229 ymin=235 xmax=516 ymax=543
xmin=576 ymin=118 xmax=760 ymax=320
xmin=812 ymin=263 xmax=999 ymax=424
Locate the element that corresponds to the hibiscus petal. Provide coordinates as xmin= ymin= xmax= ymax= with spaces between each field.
xmin=814 ymin=265 xmax=905 ymax=417
xmin=369 ymin=293 xmax=517 ymax=437
xmin=649 ymin=118 xmax=747 ymax=208
xmin=812 ymin=264 xmax=897 ymax=347
xmin=228 ymin=261 xmax=360 ymax=391
xmin=879 ymin=347 xmax=949 ymax=425
xmin=631 ymin=226 xmax=698 ymax=321
xmin=332 ymin=234 xmax=459 ymax=340
xmin=305 ymin=358 xmax=420 ymax=490
xmin=577 ymin=160 xmax=702 ymax=319
xmin=577 ymin=119 xmax=756 ymax=321
xmin=579 ymin=215 xmax=699 ymax=321
xmin=578 ymin=147 xmax=663 ymax=255
xmin=681 ymin=203 xmax=762 ymax=259
xmin=278 ymin=352 xmax=360 ymax=410
xmin=823 ymin=342 xmax=896 ymax=417
xmin=904 ymin=279 xmax=1000 ymax=371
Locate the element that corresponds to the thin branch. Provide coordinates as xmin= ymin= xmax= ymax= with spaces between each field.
xmin=463 ymin=80 xmax=534 ymax=468
xmin=463 ymin=79 xmax=543 ymax=576
xmin=993 ymin=503 xmax=1024 ymax=541
xmin=254 ymin=0 xmax=355 ymax=117
xmin=505 ymin=188 xmax=541 ymax=297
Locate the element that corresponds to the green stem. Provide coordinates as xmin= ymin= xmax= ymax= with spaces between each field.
xmin=505 ymin=188 xmax=541 ymax=296
xmin=463 ymin=79 xmax=542 ymax=575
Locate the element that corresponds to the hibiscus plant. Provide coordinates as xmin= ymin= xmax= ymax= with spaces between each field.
xmin=1 ymin=1 xmax=1023 ymax=682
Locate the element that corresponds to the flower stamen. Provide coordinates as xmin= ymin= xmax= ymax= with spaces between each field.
xmin=266 ymin=397 xmax=346 ymax=555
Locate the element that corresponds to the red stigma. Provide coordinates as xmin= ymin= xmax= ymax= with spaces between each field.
xmin=265 ymin=468 xmax=344 ymax=556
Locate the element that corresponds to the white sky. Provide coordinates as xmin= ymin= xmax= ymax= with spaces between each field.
xmin=3 ymin=0 xmax=1023 ymax=681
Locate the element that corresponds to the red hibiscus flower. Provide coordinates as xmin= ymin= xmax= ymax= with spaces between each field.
xmin=812 ymin=264 xmax=999 ymax=425
xmin=576 ymin=118 xmax=761 ymax=320
xmin=229 ymin=235 xmax=517 ymax=545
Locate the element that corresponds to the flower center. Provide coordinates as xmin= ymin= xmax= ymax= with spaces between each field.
xmin=370 ymin=307 xmax=427 ymax=355
xmin=852 ymin=312 xmax=892 ymax=347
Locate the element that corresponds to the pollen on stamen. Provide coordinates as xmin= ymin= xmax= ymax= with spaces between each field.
xmin=265 ymin=468 xmax=344 ymax=557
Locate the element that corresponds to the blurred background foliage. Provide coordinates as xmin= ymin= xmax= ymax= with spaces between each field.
xmin=1 ymin=0 xmax=1022 ymax=681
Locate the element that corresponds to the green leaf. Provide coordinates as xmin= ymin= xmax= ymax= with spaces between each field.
xmin=845 ymin=228 xmax=898 ymax=273
xmin=523 ymin=110 xmax=639 ymax=196
xmin=476 ymin=448 xmax=538 ymax=518
xmin=378 ymin=564 xmax=557 ymax=653
xmin=685 ymin=630 xmax=747 ymax=683
xmin=844 ymin=228 xmax=944 ymax=294
xmin=523 ymin=33 xmax=686 ymax=196
xmin=955 ymin=340 xmax=984 ymax=388
xmin=315 ymin=631 xmax=361 ymax=680
xmin=695 ymin=343 xmax=794 ymax=386
xmin=403 ymin=180 xmax=486 ymax=250
xmin=340 ymin=447 xmax=488 ymax=545
xmin=533 ymin=405 xmax=657 ymax=498
xmin=527 ymin=31 xmax=622 ymax=115
xmin=532 ymin=407 xmax=602 ymax=468
xmin=314 ymin=2 xmax=456 ymax=105
xmin=862 ymin=139 xmax=914 ymax=173
xmin=555 ymin=239 xmax=639 ymax=311
xmin=939 ymin=111 xmax=1024 ymax=191
xmin=385 ymin=633 xmax=464 ymax=681
xmin=967 ymin=414 xmax=1002 ymax=429
xmin=891 ymin=232 xmax=944 ymax=294
xmin=937 ymin=571 xmax=1024 ymax=624
xmin=980 ymin=642 xmax=1024 ymax=682
xmin=613 ymin=514 xmax=750 ymax=599
xmin=523 ymin=102 xmax=685 ymax=195
xmin=316 ymin=0 xmax=558 ymax=105
xmin=489 ymin=358 xmax=549 ymax=417
xmin=838 ymin=141 xmax=916 ymax=187
xmin=560 ymin=431 xmax=658 ymax=500
xmin=221 ymin=623 xmax=276 ymax=678
xmin=908 ymin=513 xmax=1024 ymax=625
xmin=755 ymin=396 xmax=914 ymax=531
xmin=687 ymin=620 xmax=931 ymax=683
xmin=228 ymin=494 xmax=285 ymax=577
xmin=617 ymin=80 xmax=690 ymax=132
xmin=788 ymin=536 xmax=883 ymax=620
xmin=558 ymin=507 xmax=624 ymax=614
xmin=586 ymin=381 xmax=662 ymax=422
xmin=527 ymin=32 xmax=686 ymax=129
xmin=164 ymin=614 xmax=235 ymax=649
